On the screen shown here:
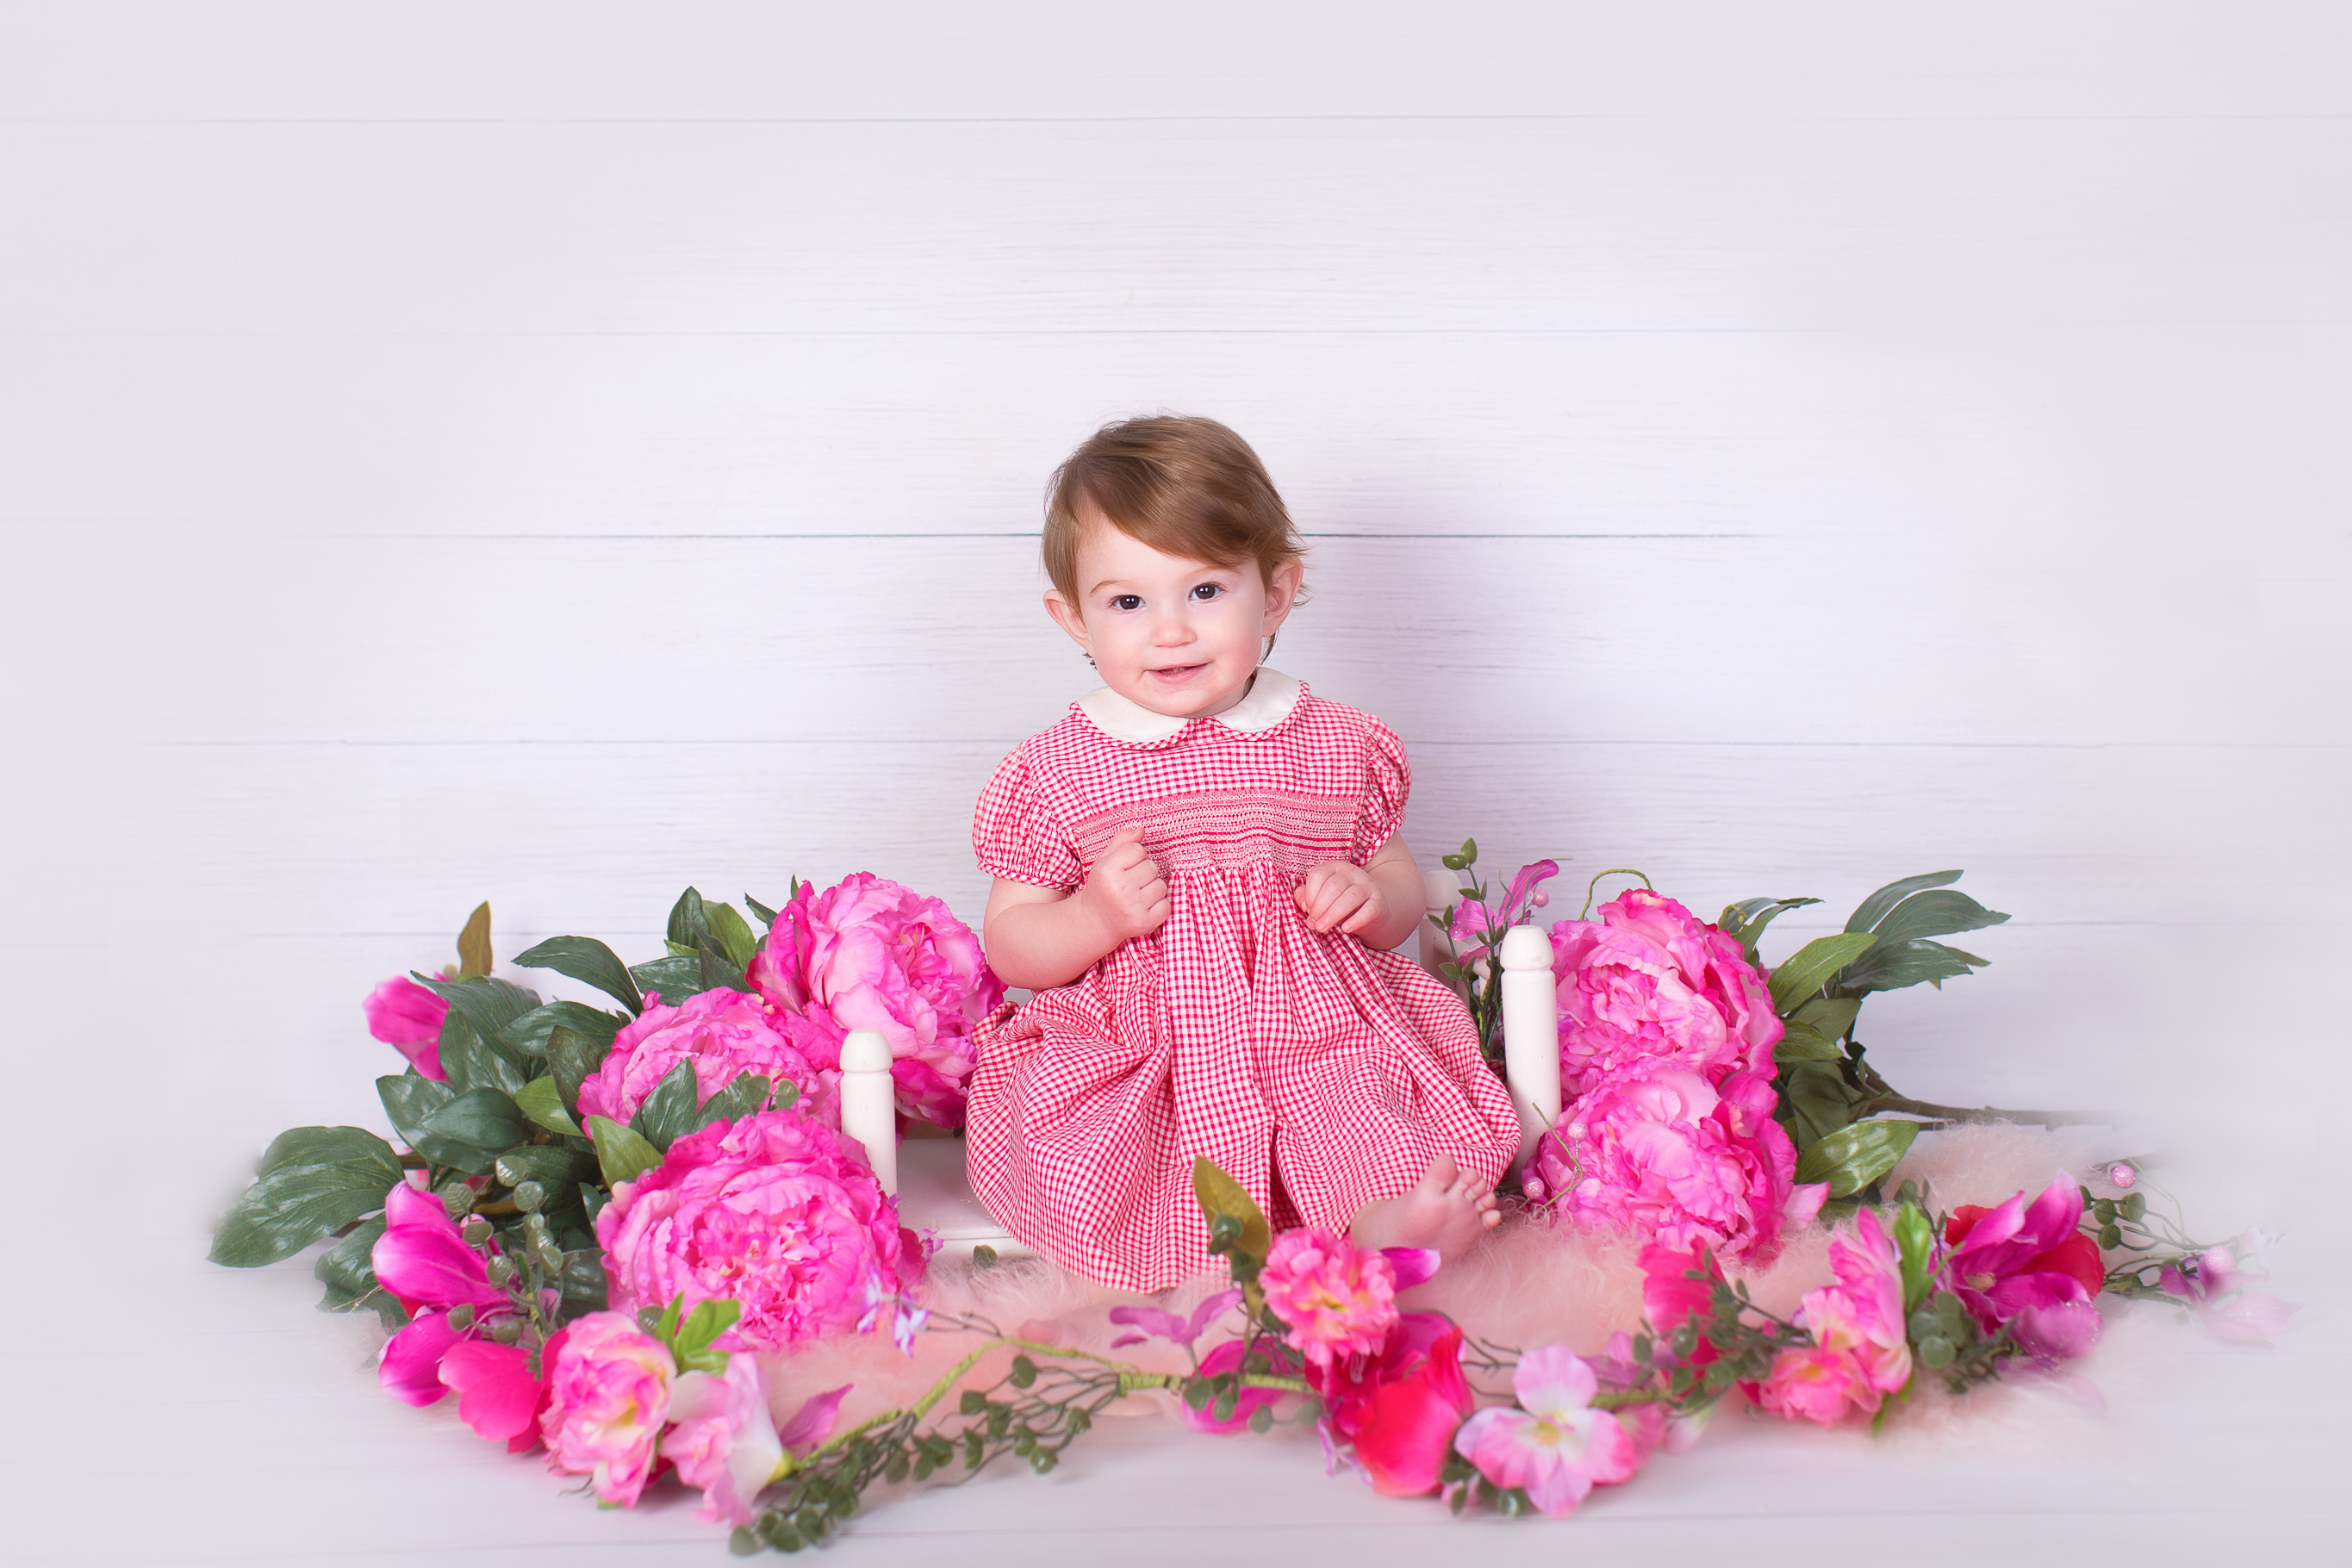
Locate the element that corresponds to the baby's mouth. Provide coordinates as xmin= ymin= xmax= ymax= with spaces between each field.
xmin=1146 ymin=663 xmax=1208 ymax=681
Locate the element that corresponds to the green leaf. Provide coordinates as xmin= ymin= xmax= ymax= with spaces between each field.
xmin=209 ymin=1155 xmax=407 ymax=1267
xmin=667 ymin=887 xmax=712 ymax=950
xmin=1839 ymin=937 xmax=1990 ymax=995
xmin=546 ymin=1024 xmax=611 ymax=1116
xmin=377 ymin=1073 xmax=495 ymax=1173
xmin=1844 ymin=871 xmax=1963 ymax=936
xmin=1774 ymin=1020 xmax=1846 ymax=1062
xmin=415 ymin=974 xmax=541 ymax=1049
xmin=1767 ymin=931 xmax=1880 ymax=1014
xmin=1192 ymin=1158 xmax=1272 ymax=1268
xmin=437 ymin=1011 xmax=529 ymax=1097
xmin=694 ymin=1073 xmax=770 ymax=1135
xmin=696 ymin=939 xmax=746 ymax=994
xmin=513 ymin=1075 xmax=582 ymax=1136
xmin=707 ymin=902 xmax=759 ymax=970
xmin=744 ymin=893 xmax=780 ymax=927
xmin=420 ymin=1086 xmax=529 ymax=1152
xmin=1790 ymin=996 xmax=1863 ymax=1042
xmin=1719 ymin=896 xmax=1820 ymax=960
xmin=1794 ymin=1119 xmax=1921 ymax=1198
xmin=674 ymin=1297 xmax=744 ymax=1360
xmin=1782 ymin=1061 xmax=1858 ymax=1147
xmin=497 ymin=999 xmax=625 ymax=1058
xmin=587 ymin=1114 xmax=666 ymax=1188
xmin=313 ymin=1214 xmax=389 ymax=1303
xmin=1866 ymin=888 xmax=2009 ymax=947
xmin=630 ymin=1059 xmax=704 ymax=1152
xmin=560 ymin=1249 xmax=609 ymax=1311
xmin=457 ymin=900 xmax=495 ymax=978
xmin=629 ymin=954 xmax=706 ymax=1005
xmin=512 ymin=935 xmax=645 ymax=1014
xmin=260 ymin=1126 xmax=403 ymax=1179
xmin=1893 ymin=1200 xmax=1935 ymax=1314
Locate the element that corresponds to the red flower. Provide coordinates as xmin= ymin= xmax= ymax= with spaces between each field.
xmin=1314 ymin=1314 xmax=1473 ymax=1496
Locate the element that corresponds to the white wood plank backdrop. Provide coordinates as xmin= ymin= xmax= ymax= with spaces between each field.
xmin=3 ymin=5 xmax=2346 ymax=1564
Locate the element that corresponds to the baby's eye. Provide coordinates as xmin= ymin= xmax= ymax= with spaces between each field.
xmin=1111 ymin=594 xmax=1142 ymax=612
xmin=1190 ymin=583 xmax=1223 ymax=601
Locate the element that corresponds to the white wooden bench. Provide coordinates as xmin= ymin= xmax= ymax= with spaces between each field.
xmin=843 ymin=878 xmax=1562 ymax=1260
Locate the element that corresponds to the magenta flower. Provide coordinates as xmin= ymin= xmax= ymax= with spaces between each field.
xmin=1753 ymin=1208 xmax=1912 ymax=1425
xmin=1259 ymin=1228 xmax=1403 ymax=1369
xmin=1111 ymin=1288 xmax=1243 ymax=1350
xmin=595 ymin=1109 xmax=907 ymax=1351
xmin=745 ymin=873 xmax=1005 ymax=1129
xmin=1447 ymin=859 xmax=1559 ymax=962
xmin=2160 ymin=1244 xmax=2303 ymax=1347
xmin=364 ymin=975 xmax=450 ymax=1081
xmin=578 ymin=986 xmax=838 ymax=1130
xmin=539 ymin=1312 xmax=676 ymax=1506
xmin=1546 ymin=890 xmax=1783 ymax=1098
xmin=1943 ymin=1178 xmax=2106 ymax=1343
xmin=1532 ymin=1064 xmax=1825 ymax=1266
xmin=437 ymin=1340 xmax=544 ymax=1450
xmin=371 ymin=1179 xmax=512 ymax=1407
xmin=1452 ymin=1345 xmax=1640 ymax=1516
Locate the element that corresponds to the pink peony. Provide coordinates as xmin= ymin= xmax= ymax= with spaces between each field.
xmin=1453 ymin=1344 xmax=1640 ymax=1516
xmin=596 ymin=1109 xmax=907 ymax=1351
xmin=364 ymin=975 xmax=450 ymax=1081
xmin=1754 ymin=1208 xmax=1913 ymax=1425
xmin=1944 ymin=1178 xmax=2107 ymax=1352
xmin=1534 ymin=1064 xmax=1825 ymax=1266
xmin=539 ymin=1312 xmax=676 ymax=1506
xmin=1546 ymin=890 xmax=1783 ymax=1100
xmin=1259 ymin=1228 xmax=1402 ymax=1369
xmin=577 ymin=986 xmax=838 ymax=1130
xmin=746 ymin=873 xmax=1005 ymax=1129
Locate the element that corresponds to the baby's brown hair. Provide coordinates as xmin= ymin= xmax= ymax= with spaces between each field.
xmin=1042 ymin=416 xmax=1308 ymax=606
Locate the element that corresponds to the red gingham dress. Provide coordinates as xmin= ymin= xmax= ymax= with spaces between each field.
xmin=964 ymin=674 xmax=1523 ymax=1291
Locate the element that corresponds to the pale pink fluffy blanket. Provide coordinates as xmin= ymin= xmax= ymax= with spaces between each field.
xmin=761 ymin=1123 xmax=2142 ymax=1440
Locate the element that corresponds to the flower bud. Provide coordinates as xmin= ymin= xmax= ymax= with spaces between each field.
xmin=488 ymin=1315 xmax=523 ymax=1345
xmin=2107 ymin=1162 xmax=2137 ymax=1191
xmin=513 ymin=1179 xmax=546 ymax=1213
xmin=461 ymin=1217 xmax=493 ymax=1248
xmin=536 ymin=1240 xmax=565 ymax=1272
xmin=486 ymin=1255 xmax=517 ymax=1287
xmin=448 ymin=1303 xmax=476 ymax=1331
xmin=440 ymin=1185 xmax=477 ymax=1219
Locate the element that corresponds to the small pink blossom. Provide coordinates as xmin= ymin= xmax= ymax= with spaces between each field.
xmin=1533 ymin=1064 xmax=1824 ymax=1266
xmin=364 ymin=975 xmax=450 ymax=1080
xmin=2106 ymin=1162 xmax=2137 ymax=1191
xmin=659 ymin=1355 xmax=831 ymax=1528
xmin=438 ymin=1340 xmax=544 ymax=1449
xmin=578 ymin=986 xmax=838 ymax=1130
xmin=539 ymin=1312 xmax=676 ymax=1506
xmin=1446 ymin=860 xmax=1559 ymax=962
xmin=1754 ymin=1208 xmax=1913 ymax=1425
xmin=1547 ymin=890 xmax=1783 ymax=1099
xmin=745 ymin=873 xmax=1005 ymax=1129
xmin=596 ymin=1109 xmax=907 ymax=1351
xmin=1452 ymin=1345 xmax=1640 ymax=1516
xmin=2160 ymin=1245 xmax=2303 ymax=1347
xmin=1259 ymin=1228 xmax=1401 ymax=1369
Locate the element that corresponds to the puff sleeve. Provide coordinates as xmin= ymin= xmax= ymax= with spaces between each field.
xmin=974 ymin=748 xmax=1084 ymax=889
xmin=1349 ymin=716 xmax=1413 ymax=864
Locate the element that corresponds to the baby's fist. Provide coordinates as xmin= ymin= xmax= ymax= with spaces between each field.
xmin=1081 ymin=828 xmax=1171 ymax=943
xmin=1296 ymin=860 xmax=1385 ymax=937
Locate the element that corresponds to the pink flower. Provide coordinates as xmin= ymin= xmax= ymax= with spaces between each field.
xmin=2106 ymin=1162 xmax=2137 ymax=1191
xmin=364 ymin=975 xmax=449 ymax=1081
xmin=1178 ymin=1335 xmax=1300 ymax=1436
xmin=1453 ymin=1345 xmax=1640 ymax=1516
xmin=577 ymin=986 xmax=838 ymax=1130
xmin=371 ymin=1179 xmax=512 ymax=1406
xmin=595 ymin=1109 xmax=907 ymax=1351
xmin=1259 ymin=1228 xmax=1402 ymax=1369
xmin=1547 ymin=890 xmax=1783 ymax=1099
xmin=659 ymin=1355 xmax=837 ymax=1528
xmin=2160 ymin=1245 xmax=2303 ymax=1347
xmin=1446 ymin=860 xmax=1559 ymax=963
xmin=1533 ymin=1064 xmax=1824 ymax=1266
xmin=539 ymin=1312 xmax=676 ymax=1506
xmin=1639 ymin=1242 xmax=1722 ymax=1366
xmin=1310 ymin=1315 xmax=1472 ymax=1494
xmin=746 ymin=874 xmax=1005 ymax=1129
xmin=438 ymin=1340 xmax=544 ymax=1450
xmin=1754 ymin=1209 xmax=1913 ymax=1425
xmin=1944 ymin=1178 xmax=2107 ymax=1347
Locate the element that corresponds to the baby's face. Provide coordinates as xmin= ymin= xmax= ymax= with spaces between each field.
xmin=1045 ymin=514 xmax=1301 ymax=719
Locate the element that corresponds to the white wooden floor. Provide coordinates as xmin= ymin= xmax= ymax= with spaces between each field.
xmin=4 ymin=5 xmax=2349 ymax=1563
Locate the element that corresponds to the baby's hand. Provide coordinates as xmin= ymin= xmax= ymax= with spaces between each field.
xmin=1296 ymin=859 xmax=1386 ymax=937
xmin=1080 ymin=828 xmax=1171 ymax=944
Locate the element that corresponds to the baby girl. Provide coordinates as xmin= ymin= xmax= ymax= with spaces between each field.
xmin=964 ymin=416 xmax=1522 ymax=1292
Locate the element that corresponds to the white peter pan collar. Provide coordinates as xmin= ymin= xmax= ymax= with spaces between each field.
xmin=1076 ymin=668 xmax=1304 ymax=744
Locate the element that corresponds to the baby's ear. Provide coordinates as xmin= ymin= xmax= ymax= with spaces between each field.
xmin=1042 ymin=588 xmax=1091 ymax=649
xmin=1261 ymin=561 xmax=1305 ymax=627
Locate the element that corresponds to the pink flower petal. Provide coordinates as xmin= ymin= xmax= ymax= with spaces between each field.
xmin=438 ymin=1340 xmax=542 ymax=1441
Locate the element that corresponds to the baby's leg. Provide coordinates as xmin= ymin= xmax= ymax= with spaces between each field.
xmin=1347 ymin=1153 xmax=1500 ymax=1260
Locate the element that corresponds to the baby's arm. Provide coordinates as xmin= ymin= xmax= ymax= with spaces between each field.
xmin=981 ymin=829 xmax=1169 ymax=990
xmin=1295 ymin=835 xmax=1426 ymax=949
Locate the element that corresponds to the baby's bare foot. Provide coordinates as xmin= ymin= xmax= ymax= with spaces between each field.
xmin=1347 ymin=1154 xmax=1501 ymax=1262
